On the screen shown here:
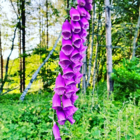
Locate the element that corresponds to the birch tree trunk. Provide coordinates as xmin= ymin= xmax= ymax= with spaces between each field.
xmin=87 ymin=2 xmax=95 ymax=87
xmin=105 ymin=0 xmax=113 ymax=96
xmin=132 ymin=4 xmax=140 ymax=58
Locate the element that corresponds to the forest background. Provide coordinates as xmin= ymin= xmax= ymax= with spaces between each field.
xmin=0 ymin=0 xmax=140 ymax=139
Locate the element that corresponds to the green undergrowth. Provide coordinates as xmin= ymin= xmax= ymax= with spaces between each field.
xmin=0 ymin=88 xmax=140 ymax=140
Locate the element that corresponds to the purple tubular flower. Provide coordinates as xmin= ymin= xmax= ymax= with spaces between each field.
xmin=77 ymin=0 xmax=86 ymax=6
xmin=70 ymin=49 xmax=82 ymax=63
xmin=53 ymin=123 xmax=61 ymax=140
xmin=71 ymin=62 xmax=83 ymax=73
xmin=77 ymin=45 xmax=87 ymax=54
xmin=71 ymin=20 xmax=81 ymax=33
xmin=65 ymin=88 xmax=75 ymax=98
xmin=80 ymin=17 xmax=89 ymax=30
xmin=67 ymin=117 xmax=75 ymax=125
xmin=54 ymin=73 xmax=65 ymax=95
xmin=59 ymin=51 xmax=71 ymax=69
xmin=85 ymin=10 xmax=91 ymax=20
xmin=65 ymin=78 xmax=76 ymax=87
xmin=62 ymin=94 xmax=73 ymax=110
xmin=62 ymin=67 xmax=75 ymax=80
xmin=64 ymin=105 xmax=78 ymax=119
xmin=79 ymin=28 xmax=88 ymax=39
xmin=70 ymin=8 xmax=80 ymax=21
xmin=62 ymin=38 xmax=74 ymax=56
xmin=62 ymin=20 xmax=71 ymax=40
xmin=72 ymin=33 xmax=82 ymax=48
xmin=85 ymin=3 xmax=93 ymax=11
xmin=77 ymin=5 xmax=87 ymax=17
xmin=52 ymin=94 xmax=62 ymax=110
xmin=86 ymin=0 xmax=92 ymax=4
xmin=80 ymin=53 xmax=86 ymax=61
xmin=71 ymin=93 xmax=79 ymax=104
xmin=74 ymin=71 xmax=83 ymax=84
xmin=56 ymin=109 xmax=66 ymax=125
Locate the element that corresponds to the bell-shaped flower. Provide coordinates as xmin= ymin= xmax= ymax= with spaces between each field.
xmin=70 ymin=7 xmax=80 ymax=21
xmin=65 ymin=78 xmax=76 ymax=88
xmin=64 ymin=105 xmax=78 ymax=119
xmin=71 ymin=93 xmax=79 ymax=104
xmin=85 ymin=10 xmax=91 ymax=20
xmin=54 ymin=73 xmax=65 ymax=95
xmin=86 ymin=0 xmax=93 ymax=4
xmin=71 ymin=20 xmax=81 ymax=33
xmin=52 ymin=94 xmax=62 ymax=110
xmin=53 ymin=123 xmax=61 ymax=140
xmin=70 ymin=49 xmax=82 ymax=63
xmin=62 ymin=38 xmax=74 ymax=56
xmin=62 ymin=94 xmax=73 ymax=110
xmin=80 ymin=53 xmax=86 ymax=61
xmin=71 ymin=62 xmax=83 ymax=73
xmin=80 ymin=17 xmax=89 ymax=30
xmin=67 ymin=116 xmax=75 ymax=125
xmin=59 ymin=51 xmax=71 ymax=69
xmin=65 ymin=88 xmax=75 ymax=98
xmin=77 ymin=0 xmax=86 ymax=6
xmin=56 ymin=109 xmax=66 ymax=125
xmin=62 ymin=67 xmax=75 ymax=80
xmin=77 ymin=44 xmax=87 ymax=54
xmin=79 ymin=28 xmax=88 ymax=39
xmin=62 ymin=20 xmax=71 ymax=40
xmin=72 ymin=33 xmax=82 ymax=48
xmin=74 ymin=71 xmax=83 ymax=84
xmin=85 ymin=3 xmax=93 ymax=11
xmin=77 ymin=5 xmax=87 ymax=17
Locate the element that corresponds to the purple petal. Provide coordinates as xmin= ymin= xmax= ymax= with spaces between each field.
xmin=64 ymin=105 xmax=78 ymax=119
xmin=52 ymin=94 xmax=62 ymax=110
xmin=62 ymin=20 xmax=71 ymax=40
xmin=56 ymin=109 xmax=66 ymax=125
xmin=74 ymin=71 xmax=83 ymax=84
xmin=86 ymin=0 xmax=93 ymax=4
xmin=71 ymin=20 xmax=81 ymax=33
xmin=85 ymin=3 xmax=93 ymax=11
xmin=85 ymin=10 xmax=91 ymax=20
xmin=59 ymin=51 xmax=71 ymax=69
xmin=71 ymin=62 xmax=83 ymax=73
xmin=62 ymin=67 xmax=75 ymax=80
xmin=67 ymin=116 xmax=75 ymax=125
xmin=70 ymin=7 xmax=80 ymax=21
xmin=62 ymin=94 xmax=73 ymax=110
xmin=77 ymin=0 xmax=86 ymax=6
xmin=77 ymin=5 xmax=87 ymax=17
xmin=64 ymin=78 xmax=76 ymax=87
xmin=54 ymin=73 xmax=65 ymax=95
xmin=70 ymin=49 xmax=81 ymax=63
xmin=79 ymin=28 xmax=88 ymax=39
xmin=80 ymin=17 xmax=89 ymax=30
xmin=77 ymin=45 xmax=87 ymax=54
xmin=72 ymin=33 xmax=82 ymax=48
xmin=71 ymin=93 xmax=79 ymax=104
xmin=62 ymin=38 xmax=74 ymax=56
xmin=53 ymin=123 xmax=61 ymax=140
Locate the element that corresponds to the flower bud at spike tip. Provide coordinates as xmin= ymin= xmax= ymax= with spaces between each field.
xmin=71 ymin=20 xmax=81 ymax=33
xmin=62 ymin=20 xmax=71 ymax=40
xmin=77 ymin=0 xmax=86 ymax=6
xmin=53 ymin=123 xmax=61 ymax=140
xmin=62 ymin=38 xmax=74 ymax=56
xmin=56 ymin=109 xmax=66 ymax=125
xmin=52 ymin=94 xmax=62 ymax=110
xmin=59 ymin=51 xmax=71 ymax=69
xmin=70 ymin=8 xmax=80 ymax=21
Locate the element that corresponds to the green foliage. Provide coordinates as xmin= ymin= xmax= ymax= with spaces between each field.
xmin=112 ymin=58 xmax=140 ymax=101
xmin=0 ymin=87 xmax=140 ymax=139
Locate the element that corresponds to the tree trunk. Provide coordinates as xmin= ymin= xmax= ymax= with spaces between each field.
xmin=46 ymin=0 xmax=49 ymax=49
xmin=105 ymin=0 xmax=113 ymax=96
xmin=87 ymin=2 xmax=95 ymax=87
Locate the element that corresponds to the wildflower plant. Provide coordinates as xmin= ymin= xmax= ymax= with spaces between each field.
xmin=52 ymin=0 xmax=92 ymax=139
